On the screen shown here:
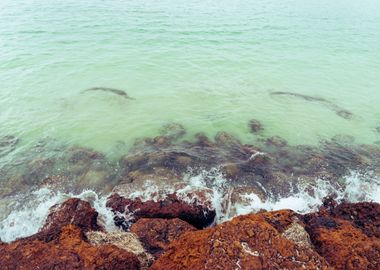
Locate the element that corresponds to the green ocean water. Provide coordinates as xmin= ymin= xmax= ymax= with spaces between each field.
xmin=1 ymin=0 xmax=380 ymax=157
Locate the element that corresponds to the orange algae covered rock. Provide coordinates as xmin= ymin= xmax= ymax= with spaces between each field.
xmin=130 ymin=218 xmax=196 ymax=258
xmin=28 ymin=197 xmax=103 ymax=242
xmin=0 ymin=225 xmax=140 ymax=270
xmin=304 ymin=202 xmax=380 ymax=270
xmin=150 ymin=211 xmax=329 ymax=270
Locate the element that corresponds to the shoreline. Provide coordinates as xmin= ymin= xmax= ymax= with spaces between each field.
xmin=1 ymin=195 xmax=379 ymax=269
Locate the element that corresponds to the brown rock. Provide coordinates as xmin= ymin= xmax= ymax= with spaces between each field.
xmin=331 ymin=201 xmax=380 ymax=238
xmin=0 ymin=225 xmax=140 ymax=270
xmin=30 ymin=198 xmax=103 ymax=242
xmin=304 ymin=201 xmax=380 ymax=270
xmin=106 ymin=193 xmax=216 ymax=229
xmin=150 ymin=212 xmax=329 ymax=270
xmin=130 ymin=218 xmax=196 ymax=258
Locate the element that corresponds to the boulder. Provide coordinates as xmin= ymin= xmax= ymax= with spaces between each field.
xmin=106 ymin=192 xmax=216 ymax=229
xmin=150 ymin=211 xmax=329 ymax=270
xmin=130 ymin=218 xmax=196 ymax=258
xmin=0 ymin=225 xmax=140 ymax=270
xmin=30 ymin=198 xmax=103 ymax=242
xmin=304 ymin=201 xmax=380 ymax=270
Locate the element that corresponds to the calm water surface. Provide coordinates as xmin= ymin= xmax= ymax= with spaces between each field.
xmin=1 ymin=0 xmax=380 ymax=155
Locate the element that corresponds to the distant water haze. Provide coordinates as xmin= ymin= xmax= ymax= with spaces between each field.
xmin=1 ymin=0 xmax=380 ymax=155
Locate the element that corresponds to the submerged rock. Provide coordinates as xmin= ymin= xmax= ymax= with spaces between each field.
xmin=265 ymin=136 xmax=288 ymax=147
xmin=160 ymin=123 xmax=186 ymax=140
xmin=248 ymin=119 xmax=263 ymax=133
xmin=0 ymin=135 xmax=19 ymax=157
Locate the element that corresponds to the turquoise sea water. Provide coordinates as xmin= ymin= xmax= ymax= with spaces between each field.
xmin=0 ymin=0 xmax=380 ymax=154
xmin=1 ymin=0 xmax=380 ymax=242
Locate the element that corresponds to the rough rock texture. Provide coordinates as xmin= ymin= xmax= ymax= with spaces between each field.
xmin=87 ymin=231 xmax=154 ymax=269
xmin=2 ymin=196 xmax=380 ymax=270
xmin=0 ymin=225 xmax=140 ymax=270
xmin=0 ymin=198 xmax=144 ymax=270
xmin=150 ymin=212 xmax=329 ymax=270
xmin=29 ymin=197 xmax=103 ymax=242
xmin=304 ymin=201 xmax=380 ymax=270
xmin=330 ymin=201 xmax=380 ymax=238
xmin=107 ymin=193 xmax=216 ymax=229
xmin=130 ymin=218 xmax=196 ymax=258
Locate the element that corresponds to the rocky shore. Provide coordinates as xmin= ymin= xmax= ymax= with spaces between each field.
xmin=1 ymin=195 xmax=379 ymax=269
xmin=1 ymin=122 xmax=380 ymax=269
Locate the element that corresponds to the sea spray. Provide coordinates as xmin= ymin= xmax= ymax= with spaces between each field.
xmin=0 ymin=188 xmax=116 ymax=243
xmin=1 ymin=169 xmax=379 ymax=243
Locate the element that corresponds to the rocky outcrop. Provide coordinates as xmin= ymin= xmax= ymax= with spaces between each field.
xmin=28 ymin=198 xmax=103 ymax=242
xmin=150 ymin=211 xmax=329 ymax=270
xmin=130 ymin=218 xmax=196 ymax=258
xmin=1 ymin=197 xmax=379 ymax=270
xmin=0 ymin=198 xmax=144 ymax=270
xmin=0 ymin=225 xmax=140 ymax=270
xmin=106 ymin=192 xmax=216 ymax=229
xmin=304 ymin=200 xmax=380 ymax=270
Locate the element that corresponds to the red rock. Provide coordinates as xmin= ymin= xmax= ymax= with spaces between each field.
xmin=130 ymin=218 xmax=196 ymax=258
xmin=107 ymin=193 xmax=215 ymax=229
xmin=330 ymin=201 xmax=380 ymax=238
xmin=30 ymin=198 xmax=103 ymax=242
xmin=304 ymin=201 xmax=380 ymax=270
xmin=0 ymin=225 xmax=140 ymax=270
xmin=150 ymin=211 xmax=329 ymax=270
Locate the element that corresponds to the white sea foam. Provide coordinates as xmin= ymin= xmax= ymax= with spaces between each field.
xmin=0 ymin=188 xmax=116 ymax=243
xmin=0 ymin=169 xmax=379 ymax=243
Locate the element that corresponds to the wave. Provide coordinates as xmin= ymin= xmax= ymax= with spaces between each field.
xmin=1 ymin=169 xmax=379 ymax=243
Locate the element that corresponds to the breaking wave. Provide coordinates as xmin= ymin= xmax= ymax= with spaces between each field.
xmin=1 ymin=169 xmax=379 ymax=243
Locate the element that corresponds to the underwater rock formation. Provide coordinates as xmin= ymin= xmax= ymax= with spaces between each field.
xmin=248 ymin=119 xmax=263 ymax=133
xmin=270 ymin=91 xmax=353 ymax=120
xmin=82 ymin=87 xmax=135 ymax=100
xmin=0 ymin=135 xmax=19 ymax=157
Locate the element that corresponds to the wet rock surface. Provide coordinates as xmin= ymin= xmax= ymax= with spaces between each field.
xmin=304 ymin=200 xmax=380 ymax=270
xmin=0 ymin=225 xmax=141 ymax=270
xmin=1 ymin=198 xmax=379 ymax=269
xmin=0 ymin=198 xmax=143 ymax=270
xmin=106 ymin=192 xmax=216 ymax=229
xmin=130 ymin=218 xmax=196 ymax=258
xmin=29 ymin=198 xmax=103 ymax=242
xmin=150 ymin=211 xmax=329 ymax=270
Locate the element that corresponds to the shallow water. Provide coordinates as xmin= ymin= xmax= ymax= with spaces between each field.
xmin=1 ymin=0 xmax=380 ymax=242
xmin=1 ymin=0 xmax=380 ymax=156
